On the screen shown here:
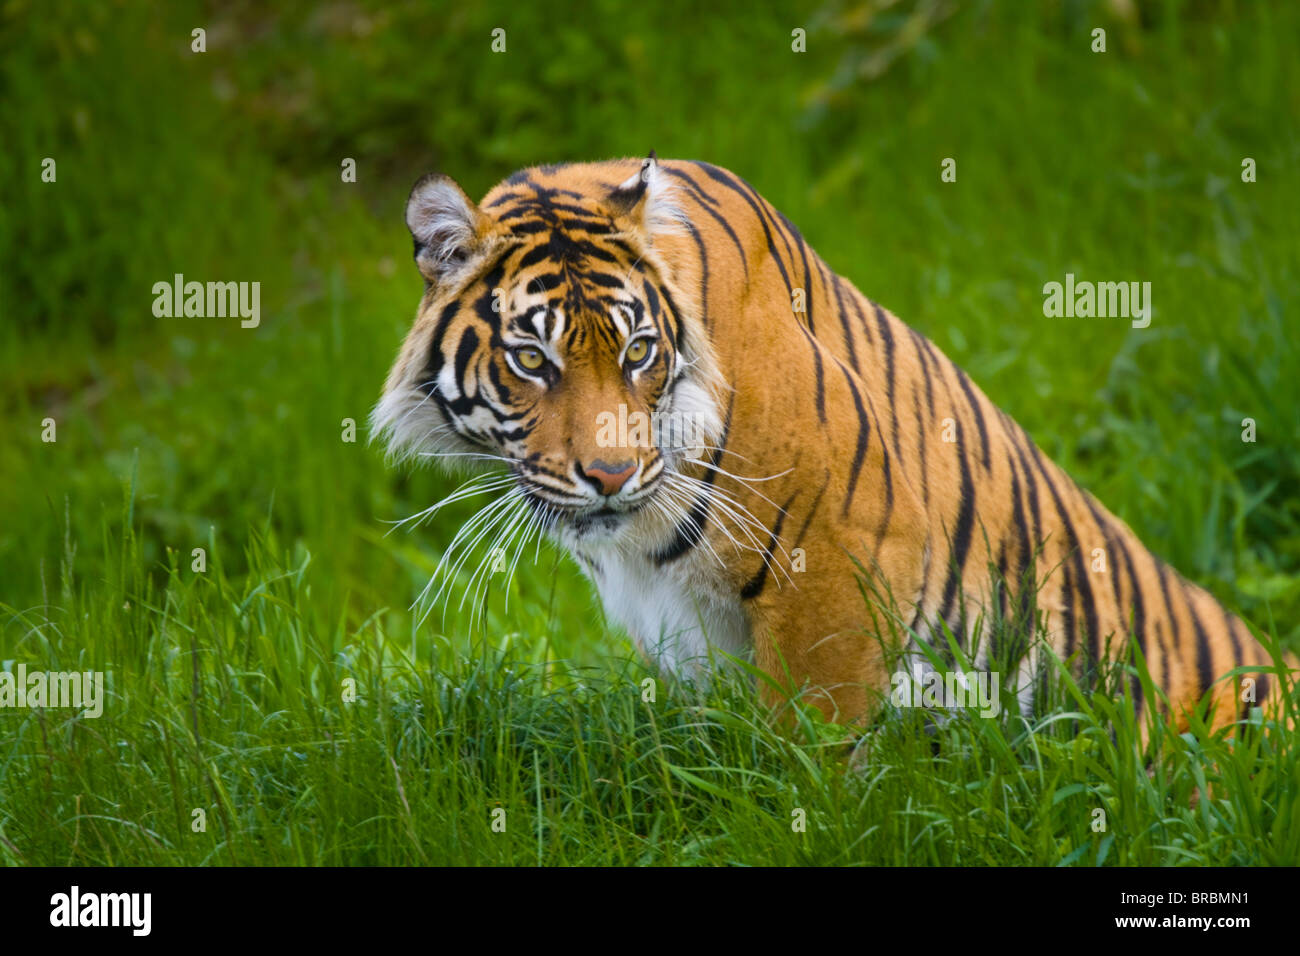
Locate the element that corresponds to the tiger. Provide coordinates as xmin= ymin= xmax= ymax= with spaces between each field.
xmin=373 ymin=152 xmax=1294 ymax=736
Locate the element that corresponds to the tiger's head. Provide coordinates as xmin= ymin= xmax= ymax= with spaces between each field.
xmin=373 ymin=155 xmax=725 ymax=553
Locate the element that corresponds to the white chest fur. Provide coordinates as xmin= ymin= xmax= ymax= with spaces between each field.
xmin=579 ymin=548 xmax=751 ymax=680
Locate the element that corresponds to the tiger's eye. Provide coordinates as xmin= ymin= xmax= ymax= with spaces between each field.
xmin=516 ymin=347 xmax=545 ymax=370
xmin=625 ymin=338 xmax=650 ymax=366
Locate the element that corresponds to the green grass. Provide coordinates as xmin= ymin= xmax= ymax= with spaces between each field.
xmin=3 ymin=514 xmax=1297 ymax=865
xmin=2 ymin=0 xmax=1298 ymax=865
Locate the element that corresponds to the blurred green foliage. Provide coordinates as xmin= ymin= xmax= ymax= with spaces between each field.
xmin=3 ymin=0 xmax=1296 ymax=635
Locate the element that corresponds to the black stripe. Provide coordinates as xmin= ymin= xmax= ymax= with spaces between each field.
xmin=914 ymin=387 xmax=930 ymax=509
xmin=795 ymin=325 xmax=826 ymax=424
xmin=662 ymin=167 xmax=750 ymax=281
xmin=872 ymin=303 xmax=903 ymax=463
xmin=853 ymin=370 xmax=895 ymax=556
xmin=910 ymin=328 xmax=935 ymax=418
xmin=921 ymin=339 xmax=951 ymax=421
xmin=749 ymin=186 xmax=798 ymax=284
xmin=775 ymin=209 xmax=816 ymax=335
xmin=692 ymin=162 xmax=793 ymax=298
xmin=1112 ymin=534 xmax=1148 ymax=717
xmin=643 ymin=279 xmax=661 ymax=320
xmin=1006 ymin=451 xmax=1032 ymax=591
xmin=507 ymin=220 xmax=552 ymax=236
xmin=1004 ymin=447 xmax=1035 ymax=641
xmin=840 ymin=278 xmax=873 ymax=346
xmin=1154 ymin=562 xmax=1181 ymax=701
xmin=1005 ymin=418 xmax=1043 ymax=556
xmin=526 ymin=272 xmax=565 ymax=295
xmin=486 ymin=186 xmax=531 ymax=206
xmin=657 ymin=284 xmax=687 ymax=355
xmin=679 ymin=215 xmax=710 ymax=327
xmin=936 ymin=421 xmax=976 ymax=631
xmin=792 ymin=471 xmax=831 ymax=550
xmin=996 ymin=542 xmax=1010 ymax=628
xmin=517 ymin=245 xmax=555 ymax=269
xmin=1222 ymin=606 xmax=1243 ymax=668
xmin=1002 ymin=461 xmax=1034 ymax=668
xmin=486 ymin=359 xmax=513 ymax=405
xmin=453 ymin=326 xmax=480 ymax=388
xmin=1188 ymin=587 xmax=1216 ymax=702
xmin=952 ymin=365 xmax=992 ymax=473
xmin=1028 ymin=447 xmax=1097 ymax=666
xmin=576 ymin=241 xmax=620 ymax=263
xmin=909 ymin=540 xmax=932 ymax=635
xmin=1079 ymin=494 xmax=1124 ymax=621
xmin=740 ymin=491 xmax=800 ymax=600
xmin=584 ymin=271 xmax=627 ymax=289
xmin=920 ymin=345 xmax=977 ymax=648
xmin=421 ymin=300 xmax=462 ymax=389
xmin=825 ymin=263 xmax=860 ymax=371
xmin=839 ymin=362 xmax=871 ymax=519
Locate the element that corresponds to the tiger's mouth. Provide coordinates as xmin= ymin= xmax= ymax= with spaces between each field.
xmin=566 ymin=508 xmax=633 ymax=536
xmin=519 ymin=486 xmax=651 ymax=537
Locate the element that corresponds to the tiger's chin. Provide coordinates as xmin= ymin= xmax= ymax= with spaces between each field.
xmin=541 ymin=496 xmax=667 ymax=557
xmin=552 ymin=507 xmax=636 ymax=550
xmin=562 ymin=508 xmax=633 ymax=540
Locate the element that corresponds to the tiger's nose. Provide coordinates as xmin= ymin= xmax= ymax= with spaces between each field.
xmin=577 ymin=459 xmax=637 ymax=496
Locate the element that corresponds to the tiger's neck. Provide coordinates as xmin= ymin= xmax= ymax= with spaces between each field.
xmin=565 ymin=515 xmax=751 ymax=679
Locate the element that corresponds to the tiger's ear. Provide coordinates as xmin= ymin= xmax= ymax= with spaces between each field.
xmin=606 ymin=151 xmax=686 ymax=241
xmin=405 ymin=173 xmax=492 ymax=286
